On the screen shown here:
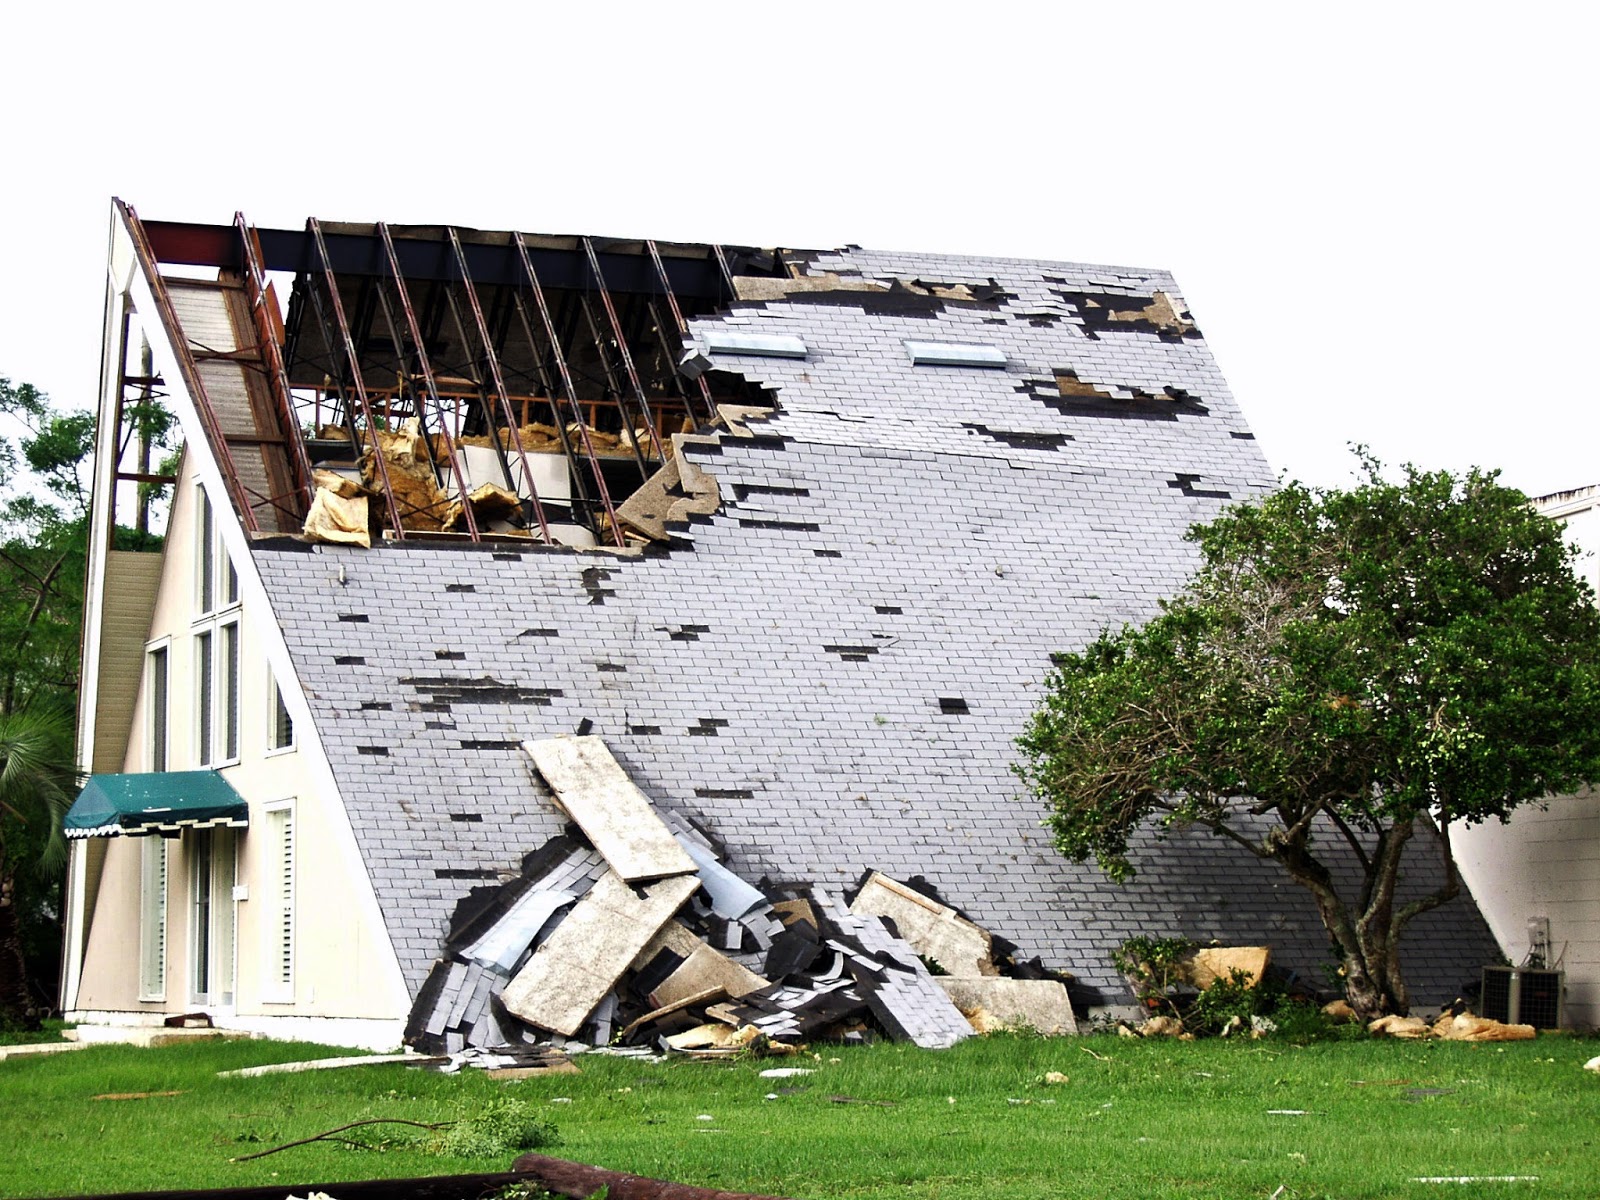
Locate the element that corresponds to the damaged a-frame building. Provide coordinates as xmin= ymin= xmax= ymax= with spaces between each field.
xmin=62 ymin=201 xmax=1500 ymax=1048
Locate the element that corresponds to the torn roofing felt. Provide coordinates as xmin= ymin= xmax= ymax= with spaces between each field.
xmin=239 ymin=237 xmax=1500 ymax=1006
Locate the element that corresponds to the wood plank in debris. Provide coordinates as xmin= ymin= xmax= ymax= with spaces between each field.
xmin=650 ymin=943 xmax=770 ymax=1009
xmin=525 ymin=736 xmax=696 ymax=882
xmin=630 ymin=919 xmax=706 ymax=970
xmin=936 ymin=977 xmax=1078 ymax=1035
xmin=502 ymin=870 xmax=700 ymax=1036
xmin=770 ymin=898 xmax=817 ymax=932
xmin=620 ymin=986 xmax=729 ymax=1039
xmin=218 ymin=1053 xmax=449 ymax=1078
xmin=487 ymin=1062 xmax=583 ymax=1080
xmin=849 ymin=872 xmax=997 ymax=977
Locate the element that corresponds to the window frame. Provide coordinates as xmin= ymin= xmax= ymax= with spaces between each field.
xmin=266 ymin=674 xmax=296 ymax=756
xmin=261 ymin=800 xmax=296 ymax=1004
xmin=145 ymin=638 xmax=171 ymax=773
xmin=137 ymin=836 xmax=168 ymax=1002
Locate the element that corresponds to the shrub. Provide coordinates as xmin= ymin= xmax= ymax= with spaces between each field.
xmin=431 ymin=1097 xmax=560 ymax=1159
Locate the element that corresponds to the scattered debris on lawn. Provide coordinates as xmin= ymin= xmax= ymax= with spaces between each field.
xmin=92 ymin=1090 xmax=185 ymax=1101
xmin=1410 ymin=1178 xmax=1540 ymax=1185
xmin=1322 ymin=999 xmax=1358 ymax=1023
xmin=1368 ymin=1011 xmax=1536 ymax=1042
xmin=1585 ymin=1054 xmax=1600 ymax=1073
xmin=403 ymin=735 xmax=1079 ymax=1059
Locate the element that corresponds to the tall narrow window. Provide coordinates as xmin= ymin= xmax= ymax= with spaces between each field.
xmin=191 ymin=829 xmax=213 ymax=999
xmin=195 ymin=630 xmax=214 ymax=766
xmin=198 ymin=490 xmax=216 ymax=614
xmin=268 ymin=677 xmax=295 ymax=752
xmin=138 ymin=837 xmax=167 ymax=1000
xmin=189 ymin=828 xmax=236 ymax=1007
xmin=263 ymin=803 xmax=295 ymax=1002
xmin=147 ymin=645 xmax=169 ymax=772
xmin=221 ymin=622 xmax=240 ymax=763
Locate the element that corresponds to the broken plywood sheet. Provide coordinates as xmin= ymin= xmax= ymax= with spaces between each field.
xmin=1183 ymin=946 xmax=1270 ymax=990
xmin=502 ymin=870 xmax=699 ymax=1036
xmin=614 ymin=446 xmax=721 ymax=542
xmin=936 ymin=978 xmax=1077 ymax=1036
xmin=524 ymin=736 xmax=696 ymax=882
xmin=849 ymin=872 xmax=997 ymax=978
xmin=650 ymin=942 xmax=769 ymax=1009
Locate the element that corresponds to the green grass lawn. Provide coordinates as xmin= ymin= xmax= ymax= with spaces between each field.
xmin=1 ymin=1033 xmax=1596 ymax=1199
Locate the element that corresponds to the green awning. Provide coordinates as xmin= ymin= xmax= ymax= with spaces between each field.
xmin=64 ymin=771 xmax=250 ymax=839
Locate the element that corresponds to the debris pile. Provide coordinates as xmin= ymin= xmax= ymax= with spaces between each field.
xmin=405 ymin=735 xmax=1077 ymax=1056
xmin=1368 ymin=1011 xmax=1537 ymax=1042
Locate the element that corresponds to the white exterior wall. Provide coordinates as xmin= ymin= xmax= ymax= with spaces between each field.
xmin=67 ymin=209 xmax=409 ymax=1049
xmin=1453 ymin=484 xmax=1600 ymax=1030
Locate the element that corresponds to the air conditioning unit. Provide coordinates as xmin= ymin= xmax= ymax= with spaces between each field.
xmin=1480 ymin=967 xmax=1564 ymax=1028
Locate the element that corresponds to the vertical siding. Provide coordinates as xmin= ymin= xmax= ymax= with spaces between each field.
xmin=90 ymin=549 xmax=165 ymax=775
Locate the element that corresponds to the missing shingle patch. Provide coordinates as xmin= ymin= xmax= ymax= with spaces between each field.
xmin=435 ymin=650 xmax=466 ymax=660
xmin=1043 ymin=370 xmax=1209 ymax=421
xmin=629 ymin=724 xmax=663 ymax=736
xmin=733 ymin=483 xmax=812 ymax=500
xmin=826 ymin=644 xmax=880 ymax=662
xmin=694 ymin=788 xmax=757 ymax=800
xmin=874 ymin=605 xmax=904 ymax=615
xmin=1230 ymin=431 xmax=1256 ymax=440
xmin=667 ymin=624 xmax=712 ymax=641
xmin=446 ymin=583 xmax=476 ymax=593
xmin=1167 ymin=473 xmax=1233 ymax=500
xmin=459 ymin=739 xmax=521 ymax=750
xmin=738 ymin=518 xmax=823 ymax=532
xmin=687 ymin=718 xmax=729 ymax=736
xmin=435 ymin=868 xmax=500 ymax=880
xmin=580 ymin=566 xmax=616 ymax=605
xmin=337 ymin=613 xmax=370 ymax=623
xmin=401 ymin=676 xmax=562 ymax=706
xmin=1055 ymin=290 xmax=1199 ymax=339
xmin=518 ymin=628 xmax=560 ymax=638
xmin=813 ymin=548 xmax=843 ymax=558
xmin=597 ymin=662 xmax=627 ymax=673
xmin=491 ymin=552 xmax=522 ymax=562
xmin=335 ymin=655 xmax=366 ymax=665
xmin=938 ymin=698 xmax=970 ymax=715
xmin=962 ymin=423 xmax=1071 ymax=451
xmin=449 ymin=813 xmax=483 ymax=823
xmin=360 ymin=701 xmax=392 ymax=711
xmin=356 ymin=745 xmax=390 ymax=755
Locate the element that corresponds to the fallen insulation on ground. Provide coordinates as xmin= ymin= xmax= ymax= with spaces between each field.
xmin=404 ymin=736 xmax=1078 ymax=1056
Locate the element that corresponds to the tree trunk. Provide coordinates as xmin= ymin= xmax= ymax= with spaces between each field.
xmin=0 ymin=868 xmax=40 ymax=1029
xmin=1271 ymin=819 xmax=1418 ymax=1021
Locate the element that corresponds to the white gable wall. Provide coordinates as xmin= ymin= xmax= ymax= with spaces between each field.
xmin=1452 ymin=485 xmax=1600 ymax=1030
xmin=67 ymin=208 xmax=409 ymax=1049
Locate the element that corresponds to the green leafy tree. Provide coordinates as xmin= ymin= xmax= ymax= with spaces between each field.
xmin=0 ymin=377 xmax=97 ymax=716
xmin=0 ymin=710 xmax=75 ymax=1026
xmin=1017 ymin=459 xmax=1600 ymax=1019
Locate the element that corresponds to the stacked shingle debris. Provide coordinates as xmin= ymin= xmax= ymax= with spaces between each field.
xmin=405 ymin=735 xmax=1076 ymax=1056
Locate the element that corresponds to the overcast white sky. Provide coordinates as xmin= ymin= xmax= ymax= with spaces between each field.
xmin=1 ymin=3 xmax=1593 ymax=496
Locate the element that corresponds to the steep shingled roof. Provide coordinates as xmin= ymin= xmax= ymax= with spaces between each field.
xmin=251 ymin=243 xmax=1499 ymax=1003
